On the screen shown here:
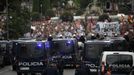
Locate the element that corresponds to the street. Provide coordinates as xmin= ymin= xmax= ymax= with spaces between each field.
xmin=0 ymin=66 xmax=75 ymax=75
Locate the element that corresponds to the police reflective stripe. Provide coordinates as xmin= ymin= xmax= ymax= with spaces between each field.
xmin=20 ymin=67 xmax=29 ymax=70
xmin=18 ymin=62 xmax=43 ymax=66
xmin=90 ymin=69 xmax=97 ymax=72
xmin=85 ymin=64 xmax=97 ymax=68
xmin=109 ymin=64 xmax=131 ymax=68
xmin=62 ymin=56 xmax=72 ymax=59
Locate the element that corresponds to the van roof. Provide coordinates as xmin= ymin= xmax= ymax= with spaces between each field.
xmin=85 ymin=40 xmax=111 ymax=44
xmin=102 ymin=51 xmax=134 ymax=55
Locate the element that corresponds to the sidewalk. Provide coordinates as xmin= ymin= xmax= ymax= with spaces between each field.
xmin=0 ymin=66 xmax=12 ymax=74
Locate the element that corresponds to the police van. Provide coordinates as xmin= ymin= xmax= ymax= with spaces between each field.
xmin=11 ymin=39 xmax=47 ymax=75
xmin=0 ymin=40 xmax=11 ymax=67
xmin=75 ymin=37 xmax=129 ymax=75
xmin=100 ymin=51 xmax=134 ymax=75
xmin=105 ymin=37 xmax=129 ymax=51
xmin=46 ymin=38 xmax=78 ymax=68
xmin=79 ymin=40 xmax=113 ymax=75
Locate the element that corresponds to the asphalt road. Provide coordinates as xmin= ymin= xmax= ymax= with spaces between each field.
xmin=0 ymin=66 xmax=75 ymax=75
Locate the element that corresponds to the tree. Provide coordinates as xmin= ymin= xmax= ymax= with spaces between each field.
xmin=4 ymin=0 xmax=31 ymax=39
xmin=79 ymin=0 xmax=92 ymax=9
xmin=60 ymin=12 xmax=73 ymax=22
xmin=32 ymin=0 xmax=40 ymax=13
xmin=31 ymin=12 xmax=41 ymax=21
xmin=0 ymin=0 xmax=6 ymax=12
xmin=73 ymin=0 xmax=80 ymax=7
xmin=45 ymin=9 xmax=55 ymax=17
xmin=42 ymin=0 xmax=51 ymax=15
xmin=33 ymin=0 xmax=51 ymax=16
xmin=98 ymin=14 xmax=110 ymax=22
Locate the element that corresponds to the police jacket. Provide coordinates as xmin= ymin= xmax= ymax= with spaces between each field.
xmin=75 ymin=64 xmax=90 ymax=75
xmin=46 ymin=66 xmax=58 ymax=75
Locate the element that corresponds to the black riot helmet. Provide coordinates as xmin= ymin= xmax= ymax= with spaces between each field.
xmin=48 ymin=35 xmax=53 ymax=41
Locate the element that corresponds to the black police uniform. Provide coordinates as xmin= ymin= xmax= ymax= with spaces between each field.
xmin=75 ymin=62 xmax=90 ymax=75
xmin=57 ymin=57 xmax=64 ymax=75
xmin=79 ymin=36 xmax=85 ymax=43
xmin=46 ymin=66 xmax=59 ymax=75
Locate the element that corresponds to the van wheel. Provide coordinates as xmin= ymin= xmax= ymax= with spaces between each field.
xmin=17 ymin=72 xmax=22 ymax=75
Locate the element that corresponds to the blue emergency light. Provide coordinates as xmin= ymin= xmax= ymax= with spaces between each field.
xmin=45 ymin=41 xmax=50 ymax=48
xmin=66 ymin=40 xmax=74 ymax=45
xmin=37 ymin=42 xmax=42 ymax=48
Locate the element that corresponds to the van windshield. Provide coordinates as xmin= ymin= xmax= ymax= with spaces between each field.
xmin=0 ymin=43 xmax=6 ymax=54
xmin=110 ymin=40 xmax=128 ymax=51
xmin=50 ymin=40 xmax=74 ymax=55
xmin=18 ymin=43 xmax=45 ymax=58
xmin=85 ymin=44 xmax=104 ymax=63
xmin=106 ymin=55 xmax=133 ymax=66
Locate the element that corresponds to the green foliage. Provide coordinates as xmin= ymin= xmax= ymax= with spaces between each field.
xmin=8 ymin=0 xmax=21 ymax=12
xmin=32 ymin=0 xmax=40 ymax=13
xmin=75 ymin=9 xmax=84 ymax=16
xmin=50 ymin=0 xmax=59 ymax=7
xmin=79 ymin=0 xmax=91 ymax=9
xmin=0 ymin=0 xmax=6 ymax=11
xmin=45 ymin=9 xmax=55 ymax=17
xmin=118 ymin=5 xmax=131 ymax=14
xmin=42 ymin=0 xmax=51 ymax=15
xmin=6 ymin=0 xmax=31 ymax=39
xmin=31 ymin=12 xmax=41 ymax=21
xmin=60 ymin=12 xmax=74 ymax=22
xmin=98 ymin=14 xmax=110 ymax=22
xmin=73 ymin=0 xmax=80 ymax=7
xmin=33 ymin=0 xmax=52 ymax=16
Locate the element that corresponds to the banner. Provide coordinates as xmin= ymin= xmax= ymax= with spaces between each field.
xmin=95 ymin=22 xmax=120 ymax=36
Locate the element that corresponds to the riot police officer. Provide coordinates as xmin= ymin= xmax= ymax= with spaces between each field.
xmin=75 ymin=61 xmax=90 ymax=75
xmin=45 ymin=64 xmax=59 ymax=75
xmin=79 ymin=35 xmax=85 ymax=43
xmin=57 ymin=56 xmax=64 ymax=75
xmin=48 ymin=35 xmax=53 ymax=41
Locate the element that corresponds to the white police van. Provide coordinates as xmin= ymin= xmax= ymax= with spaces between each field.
xmin=100 ymin=51 xmax=134 ymax=75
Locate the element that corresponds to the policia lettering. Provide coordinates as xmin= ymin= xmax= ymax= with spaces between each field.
xmin=109 ymin=64 xmax=131 ymax=68
xmin=18 ymin=62 xmax=43 ymax=66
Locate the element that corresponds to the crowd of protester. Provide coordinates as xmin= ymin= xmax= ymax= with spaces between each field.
xmin=26 ymin=19 xmax=87 ymax=39
xmin=24 ymin=16 xmax=133 ymax=40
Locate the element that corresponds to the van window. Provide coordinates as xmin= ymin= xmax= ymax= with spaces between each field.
xmin=106 ymin=55 xmax=133 ymax=66
xmin=85 ymin=44 xmax=103 ymax=63
xmin=110 ymin=40 xmax=128 ymax=50
xmin=0 ymin=43 xmax=6 ymax=54
xmin=19 ymin=43 xmax=45 ymax=58
xmin=51 ymin=40 xmax=75 ymax=55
